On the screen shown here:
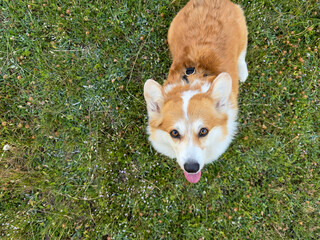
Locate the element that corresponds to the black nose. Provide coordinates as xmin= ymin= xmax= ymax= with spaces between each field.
xmin=184 ymin=162 xmax=200 ymax=173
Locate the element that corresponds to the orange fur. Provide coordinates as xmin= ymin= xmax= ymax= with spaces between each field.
xmin=166 ymin=0 xmax=247 ymax=104
xmin=144 ymin=0 xmax=248 ymax=182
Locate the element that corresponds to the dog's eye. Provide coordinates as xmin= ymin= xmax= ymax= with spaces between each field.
xmin=170 ymin=129 xmax=180 ymax=138
xmin=203 ymin=73 xmax=208 ymax=77
xmin=199 ymin=128 xmax=209 ymax=137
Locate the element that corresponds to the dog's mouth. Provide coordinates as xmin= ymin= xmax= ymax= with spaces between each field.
xmin=184 ymin=171 xmax=201 ymax=183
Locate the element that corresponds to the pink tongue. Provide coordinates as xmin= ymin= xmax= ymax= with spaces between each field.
xmin=184 ymin=171 xmax=201 ymax=183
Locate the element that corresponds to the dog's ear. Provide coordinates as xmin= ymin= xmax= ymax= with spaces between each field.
xmin=144 ymin=79 xmax=164 ymax=118
xmin=209 ymin=72 xmax=232 ymax=111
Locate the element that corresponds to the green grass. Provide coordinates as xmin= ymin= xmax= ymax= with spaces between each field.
xmin=0 ymin=0 xmax=319 ymax=239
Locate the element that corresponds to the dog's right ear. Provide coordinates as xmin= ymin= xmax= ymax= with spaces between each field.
xmin=144 ymin=79 xmax=164 ymax=118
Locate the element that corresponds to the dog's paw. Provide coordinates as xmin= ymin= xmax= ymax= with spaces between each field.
xmin=239 ymin=63 xmax=248 ymax=82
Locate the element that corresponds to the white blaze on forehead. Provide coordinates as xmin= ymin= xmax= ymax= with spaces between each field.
xmin=181 ymin=81 xmax=210 ymax=121
xmin=181 ymin=90 xmax=199 ymax=120
xmin=173 ymin=120 xmax=186 ymax=136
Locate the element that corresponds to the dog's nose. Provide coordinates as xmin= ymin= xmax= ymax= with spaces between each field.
xmin=184 ymin=162 xmax=200 ymax=173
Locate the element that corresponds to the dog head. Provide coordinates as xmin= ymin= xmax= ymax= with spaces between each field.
xmin=144 ymin=73 xmax=237 ymax=183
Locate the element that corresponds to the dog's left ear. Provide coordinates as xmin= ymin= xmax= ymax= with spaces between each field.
xmin=144 ymin=79 xmax=164 ymax=118
xmin=209 ymin=72 xmax=232 ymax=110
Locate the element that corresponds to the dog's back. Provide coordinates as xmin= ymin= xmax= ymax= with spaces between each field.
xmin=167 ymin=0 xmax=248 ymax=95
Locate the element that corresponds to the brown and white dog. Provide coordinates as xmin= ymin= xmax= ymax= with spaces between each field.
xmin=144 ymin=0 xmax=248 ymax=183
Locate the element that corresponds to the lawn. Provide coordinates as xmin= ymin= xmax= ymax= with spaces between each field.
xmin=0 ymin=0 xmax=319 ymax=239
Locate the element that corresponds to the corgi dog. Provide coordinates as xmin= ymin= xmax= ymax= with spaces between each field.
xmin=144 ymin=0 xmax=248 ymax=183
